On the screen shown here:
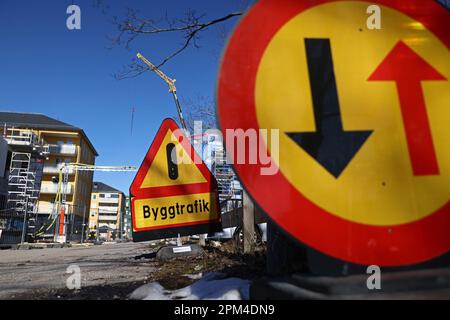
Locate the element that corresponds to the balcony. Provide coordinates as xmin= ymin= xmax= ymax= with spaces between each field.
xmin=3 ymin=129 xmax=34 ymax=146
xmin=98 ymin=206 xmax=117 ymax=213
xmin=43 ymin=165 xmax=75 ymax=174
xmin=40 ymin=182 xmax=73 ymax=194
xmin=49 ymin=144 xmax=77 ymax=156
xmin=98 ymin=197 xmax=119 ymax=204
xmin=98 ymin=215 xmax=117 ymax=222
xmin=37 ymin=203 xmax=55 ymax=214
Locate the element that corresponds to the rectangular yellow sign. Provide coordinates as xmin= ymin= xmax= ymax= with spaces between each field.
xmin=133 ymin=192 xmax=219 ymax=230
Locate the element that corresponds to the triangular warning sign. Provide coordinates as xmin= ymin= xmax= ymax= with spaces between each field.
xmin=130 ymin=118 xmax=217 ymax=198
xmin=129 ymin=118 xmax=221 ymax=242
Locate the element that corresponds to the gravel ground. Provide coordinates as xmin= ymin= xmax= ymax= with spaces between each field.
xmin=0 ymin=242 xmax=156 ymax=299
xmin=0 ymin=240 xmax=266 ymax=300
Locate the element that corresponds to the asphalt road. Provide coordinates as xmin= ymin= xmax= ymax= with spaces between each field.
xmin=0 ymin=242 xmax=156 ymax=299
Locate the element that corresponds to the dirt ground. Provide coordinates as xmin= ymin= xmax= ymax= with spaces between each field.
xmin=0 ymin=240 xmax=266 ymax=300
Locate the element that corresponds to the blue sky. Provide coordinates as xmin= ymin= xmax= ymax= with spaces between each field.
xmin=0 ymin=0 xmax=249 ymax=194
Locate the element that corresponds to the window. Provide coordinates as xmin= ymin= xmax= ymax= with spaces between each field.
xmin=99 ymin=194 xmax=105 ymax=198
xmin=110 ymin=194 xmax=119 ymax=199
xmin=92 ymin=194 xmax=96 ymax=200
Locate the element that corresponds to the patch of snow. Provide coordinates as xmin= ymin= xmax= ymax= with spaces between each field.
xmin=129 ymin=272 xmax=250 ymax=300
xmin=183 ymin=273 xmax=203 ymax=280
xmin=210 ymin=241 xmax=222 ymax=248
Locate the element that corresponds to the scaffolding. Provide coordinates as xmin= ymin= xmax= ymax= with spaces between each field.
xmin=1 ymin=127 xmax=48 ymax=243
xmin=211 ymin=143 xmax=242 ymax=209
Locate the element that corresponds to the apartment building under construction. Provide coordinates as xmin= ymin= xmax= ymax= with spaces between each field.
xmin=195 ymin=133 xmax=243 ymax=208
xmin=0 ymin=111 xmax=97 ymax=244
xmin=88 ymin=182 xmax=125 ymax=241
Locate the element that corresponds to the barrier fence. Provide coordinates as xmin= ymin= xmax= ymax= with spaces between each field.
xmin=0 ymin=199 xmax=88 ymax=246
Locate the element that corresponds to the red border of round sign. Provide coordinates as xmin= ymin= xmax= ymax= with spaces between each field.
xmin=217 ymin=0 xmax=450 ymax=266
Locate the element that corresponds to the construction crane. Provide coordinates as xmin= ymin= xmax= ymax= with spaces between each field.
xmin=136 ymin=54 xmax=208 ymax=246
xmin=34 ymin=163 xmax=137 ymax=241
xmin=136 ymin=53 xmax=188 ymax=131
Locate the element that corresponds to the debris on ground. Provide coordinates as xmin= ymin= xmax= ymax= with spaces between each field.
xmin=2 ymin=239 xmax=266 ymax=300
xmin=146 ymin=239 xmax=266 ymax=291
xmin=210 ymin=241 xmax=222 ymax=248
xmin=129 ymin=272 xmax=250 ymax=300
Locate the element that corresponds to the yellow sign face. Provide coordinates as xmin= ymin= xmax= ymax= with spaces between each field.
xmin=140 ymin=129 xmax=207 ymax=188
xmin=133 ymin=192 xmax=219 ymax=229
xmin=255 ymin=1 xmax=450 ymax=226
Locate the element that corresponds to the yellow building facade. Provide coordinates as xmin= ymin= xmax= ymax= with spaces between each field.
xmin=38 ymin=130 xmax=97 ymax=221
xmin=0 ymin=112 xmax=98 ymax=240
xmin=89 ymin=182 xmax=125 ymax=241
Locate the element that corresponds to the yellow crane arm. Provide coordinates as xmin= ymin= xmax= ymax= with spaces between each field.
xmin=137 ymin=53 xmax=177 ymax=93
xmin=136 ymin=52 xmax=188 ymax=131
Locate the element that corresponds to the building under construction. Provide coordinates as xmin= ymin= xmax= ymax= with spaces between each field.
xmin=0 ymin=112 xmax=97 ymax=245
xmin=0 ymin=127 xmax=48 ymax=244
xmin=88 ymin=181 xmax=126 ymax=241
xmin=195 ymin=134 xmax=242 ymax=210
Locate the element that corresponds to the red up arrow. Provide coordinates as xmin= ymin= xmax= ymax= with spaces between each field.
xmin=369 ymin=41 xmax=446 ymax=176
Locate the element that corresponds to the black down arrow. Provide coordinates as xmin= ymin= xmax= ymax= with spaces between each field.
xmin=287 ymin=38 xmax=372 ymax=178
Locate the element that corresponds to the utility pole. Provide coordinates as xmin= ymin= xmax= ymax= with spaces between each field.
xmin=20 ymin=198 xmax=28 ymax=244
xmin=130 ymin=106 xmax=135 ymax=136
xmin=81 ymin=204 xmax=86 ymax=244
xmin=243 ymin=191 xmax=255 ymax=254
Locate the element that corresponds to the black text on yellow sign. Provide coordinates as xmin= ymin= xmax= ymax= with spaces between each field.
xmin=133 ymin=192 xmax=219 ymax=230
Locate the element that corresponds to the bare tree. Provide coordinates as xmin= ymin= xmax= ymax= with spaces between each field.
xmin=107 ymin=2 xmax=254 ymax=79
xmin=110 ymin=10 xmax=242 ymax=79
xmin=182 ymin=96 xmax=217 ymax=132
xmin=102 ymin=1 xmax=252 ymax=126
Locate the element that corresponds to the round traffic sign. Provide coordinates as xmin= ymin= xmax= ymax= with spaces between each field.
xmin=217 ymin=0 xmax=450 ymax=266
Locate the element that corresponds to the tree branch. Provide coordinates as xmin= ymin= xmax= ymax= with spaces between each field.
xmin=110 ymin=9 xmax=243 ymax=79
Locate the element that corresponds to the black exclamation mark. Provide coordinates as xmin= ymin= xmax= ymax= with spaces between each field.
xmin=166 ymin=143 xmax=179 ymax=180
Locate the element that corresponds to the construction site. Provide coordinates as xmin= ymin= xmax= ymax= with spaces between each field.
xmin=0 ymin=109 xmax=263 ymax=301
xmin=0 ymin=116 xmax=247 ymax=246
xmin=1 ymin=0 xmax=450 ymax=309
xmin=0 ymin=52 xmax=253 ymax=301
